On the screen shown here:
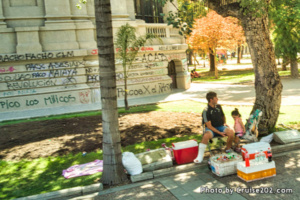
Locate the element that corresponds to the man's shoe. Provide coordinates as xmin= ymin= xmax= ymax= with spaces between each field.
xmin=225 ymin=149 xmax=232 ymax=153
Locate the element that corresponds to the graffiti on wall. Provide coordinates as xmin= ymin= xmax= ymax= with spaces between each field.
xmin=0 ymin=61 xmax=85 ymax=91
xmin=0 ymin=51 xmax=75 ymax=63
xmin=1 ymin=89 xmax=37 ymax=97
xmin=117 ymin=82 xmax=172 ymax=98
xmin=25 ymin=61 xmax=84 ymax=71
xmin=0 ymin=66 xmax=16 ymax=73
xmin=0 ymin=94 xmax=76 ymax=110
xmin=0 ymin=90 xmax=92 ymax=111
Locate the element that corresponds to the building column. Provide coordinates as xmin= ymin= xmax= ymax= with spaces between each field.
xmin=69 ymin=0 xmax=97 ymax=50
xmin=16 ymin=27 xmax=42 ymax=53
xmin=0 ymin=0 xmax=7 ymax=28
xmin=40 ymin=0 xmax=79 ymax=51
xmin=111 ymin=0 xmax=130 ymax=20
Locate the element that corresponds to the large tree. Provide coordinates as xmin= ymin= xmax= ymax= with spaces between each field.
xmin=93 ymin=0 xmax=127 ymax=185
xmin=270 ymin=0 xmax=300 ymax=79
xmin=162 ymin=0 xmax=207 ymax=67
xmin=161 ymin=0 xmax=283 ymax=134
xmin=208 ymin=0 xmax=283 ymax=134
xmin=187 ymin=10 xmax=245 ymax=78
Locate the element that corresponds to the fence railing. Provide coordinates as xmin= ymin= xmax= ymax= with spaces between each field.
xmin=144 ymin=23 xmax=182 ymax=38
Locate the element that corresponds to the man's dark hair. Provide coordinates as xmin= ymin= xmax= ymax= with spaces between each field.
xmin=206 ymin=91 xmax=217 ymax=102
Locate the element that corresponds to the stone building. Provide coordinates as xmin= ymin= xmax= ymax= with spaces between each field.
xmin=0 ymin=0 xmax=190 ymax=121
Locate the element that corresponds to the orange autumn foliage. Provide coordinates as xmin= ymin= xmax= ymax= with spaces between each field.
xmin=187 ymin=10 xmax=245 ymax=54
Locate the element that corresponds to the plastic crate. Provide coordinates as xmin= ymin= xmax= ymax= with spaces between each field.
xmin=237 ymin=160 xmax=276 ymax=182
xmin=209 ymin=152 xmax=243 ymax=177
xmin=241 ymin=142 xmax=270 ymax=160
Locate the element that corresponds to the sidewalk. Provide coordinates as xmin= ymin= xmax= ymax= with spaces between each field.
xmin=18 ymin=142 xmax=300 ymax=200
xmin=71 ymin=148 xmax=300 ymax=200
xmin=120 ymin=78 xmax=300 ymax=107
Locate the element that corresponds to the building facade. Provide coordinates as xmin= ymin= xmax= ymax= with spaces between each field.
xmin=0 ymin=0 xmax=190 ymax=121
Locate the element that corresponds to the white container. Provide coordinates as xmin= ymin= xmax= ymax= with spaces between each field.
xmin=241 ymin=142 xmax=270 ymax=160
xmin=210 ymin=152 xmax=243 ymax=177
xmin=237 ymin=160 xmax=276 ymax=182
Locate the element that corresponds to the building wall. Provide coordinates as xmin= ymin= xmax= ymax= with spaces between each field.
xmin=0 ymin=0 xmax=189 ymax=122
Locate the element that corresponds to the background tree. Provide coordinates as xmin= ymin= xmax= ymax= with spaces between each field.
xmin=161 ymin=0 xmax=283 ymax=134
xmin=161 ymin=0 xmax=208 ymax=67
xmin=270 ymin=0 xmax=300 ymax=79
xmin=78 ymin=0 xmax=127 ymax=185
xmin=115 ymin=24 xmax=157 ymax=110
xmin=187 ymin=10 xmax=245 ymax=78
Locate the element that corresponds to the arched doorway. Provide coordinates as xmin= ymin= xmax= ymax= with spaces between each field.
xmin=168 ymin=60 xmax=177 ymax=89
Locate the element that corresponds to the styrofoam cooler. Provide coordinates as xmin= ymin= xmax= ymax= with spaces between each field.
xmin=241 ymin=142 xmax=270 ymax=160
xmin=237 ymin=160 xmax=276 ymax=182
xmin=210 ymin=152 xmax=243 ymax=177
xmin=172 ymin=140 xmax=198 ymax=165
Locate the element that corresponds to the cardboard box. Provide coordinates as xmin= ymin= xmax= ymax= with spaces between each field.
xmin=237 ymin=160 xmax=276 ymax=182
xmin=172 ymin=140 xmax=198 ymax=165
xmin=209 ymin=152 xmax=243 ymax=177
xmin=241 ymin=142 xmax=270 ymax=160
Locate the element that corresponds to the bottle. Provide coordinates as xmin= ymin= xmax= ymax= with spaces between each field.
xmin=254 ymin=151 xmax=259 ymax=163
xmin=245 ymin=151 xmax=250 ymax=167
xmin=267 ymin=148 xmax=272 ymax=162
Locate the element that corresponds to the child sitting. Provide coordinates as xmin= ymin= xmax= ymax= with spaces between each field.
xmin=231 ymin=108 xmax=246 ymax=153
xmin=231 ymin=108 xmax=246 ymax=137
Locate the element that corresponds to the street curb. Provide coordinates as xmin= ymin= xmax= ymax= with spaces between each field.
xmin=17 ymin=141 xmax=300 ymax=200
xmin=15 ymin=183 xmax=103 ymax=200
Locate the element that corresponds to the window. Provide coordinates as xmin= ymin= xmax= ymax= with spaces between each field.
xmin=134 ymin=0 xmax=164 ymax=23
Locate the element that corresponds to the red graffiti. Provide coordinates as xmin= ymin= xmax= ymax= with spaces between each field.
xmin=140 ymin=47 xmax=154 ymax=51
xmin=91 ymin=49 xmax=98 ymax=55
xmin=0 ymin=66 xmax=16 ymax=73
xmin=79 ymin=90 xmax=90 ymax=104
xmin=116 ymin=47 xmax=140 ymax=52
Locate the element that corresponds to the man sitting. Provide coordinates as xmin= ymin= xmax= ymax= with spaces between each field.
xmin=194 ymin=91 xmax=235 ymax=163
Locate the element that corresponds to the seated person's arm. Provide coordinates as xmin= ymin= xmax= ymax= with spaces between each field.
xmin=222 ymin=116 xmax=226 ymax=124
xmin=239 ymin=118 xmax=246 ymax=133
xmin=205 ymin=121 xmax=226 ymax=137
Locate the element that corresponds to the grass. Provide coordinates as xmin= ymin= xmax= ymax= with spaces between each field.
xmin=192 ymin=67 xmax=300 ymax=83
xmin=1 ymin=100 xmax=299 ymax=199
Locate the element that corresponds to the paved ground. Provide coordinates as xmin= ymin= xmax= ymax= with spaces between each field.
xmin=72 ymin=149 xmax=300 ymax=200
xmin=120 ymin=78 xmax=300 ymax=108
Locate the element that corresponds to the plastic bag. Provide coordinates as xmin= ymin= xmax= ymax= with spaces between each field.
xmin=260 ymin=133 xmax=273 ymax=143
xmin=122 ymin=152 xmax=143 ymax=175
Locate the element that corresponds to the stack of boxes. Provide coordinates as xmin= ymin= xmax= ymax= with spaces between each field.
xmin=238 ymin=142 xmax=276 ymax=182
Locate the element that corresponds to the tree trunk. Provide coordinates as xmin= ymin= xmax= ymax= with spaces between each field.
xmin=214 ymin=52 xmax=218 ymax=79
xmin=277 ymin=58 xmax=281 ymax=65
xmin=282 ymin=56 xmax=288 ymax=71
xmin=209 ymin=52 xmax=215 ymax=71
xmin=94 ymin=0 xmax=127 ymax=185
xmin=124 ymin=76 xmax=129 ymax=110
xmin=241 ymin=14 xmax=283 ymax=134
xmin=237 ymin=44 xmax=241 ymax=63
xmin=290 ymin=58 xmax=299 ymax=79
xmin=241 ymin=45 xmax=244 ymax=58
xmin=192 ymin=53 xmax=200 ymax=70
xmin=208 ymin=1 xmax=283 ymax=134
xmin=187 ymin=50 xmax=193 ymax=65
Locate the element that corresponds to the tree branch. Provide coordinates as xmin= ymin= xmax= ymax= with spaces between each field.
xmin=171 ymin=1 xmax=178 ymax=11
xmin=206 ymin=0 xmax=241 ymax=18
